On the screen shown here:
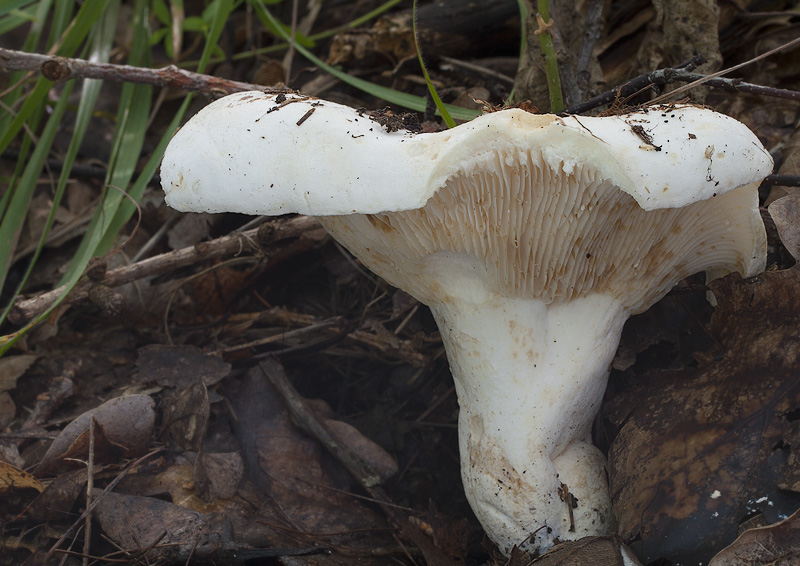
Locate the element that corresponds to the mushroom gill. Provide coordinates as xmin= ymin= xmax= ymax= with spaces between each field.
xmin=320 ymin=148 xmax=764 ymax=312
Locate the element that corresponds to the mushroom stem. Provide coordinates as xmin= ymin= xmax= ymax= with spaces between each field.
xmin=431 ymin=292 xmax=625 ymax=554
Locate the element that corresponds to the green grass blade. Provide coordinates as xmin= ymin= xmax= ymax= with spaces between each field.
xmin=0 ymin=0 xmax=37 ymax=18
xmin=256 ymin=2 xmax=479 ymax=121
xmin=537 ymin=0 xmax=563 ymax=113
xmin=0 ymin=81 xmax=75 ymax=300
xmin=0 ymin=3 xmax=118 ymax=326
xmin=412 ymin=0 xmax=455 ymax=127
xmin=0 ymin=3 xmax=38 ymax=35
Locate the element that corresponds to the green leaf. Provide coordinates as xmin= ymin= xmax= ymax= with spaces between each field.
xmin=149 ymin=26 xmax=167 ymax=45
xmin=182 ymin=15 xmax=205 ymax=31
xmin=153 ymin=0 xmax=170 ymax=24
xmin=0 ymin=82 xmax=74 ymax=306
xmin=0 ymin=4 xmax=38 ymax=35
xmin=0 ymin=0 xmax=37 ymax=18
xmin=197 ymin=0 xmax=233 ymax=72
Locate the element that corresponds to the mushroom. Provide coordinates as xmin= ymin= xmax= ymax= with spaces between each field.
xmin=160 ymin=91 xmax=772 ymax=555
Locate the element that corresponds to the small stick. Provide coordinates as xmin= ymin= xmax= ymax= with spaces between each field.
xmin=9 ymin=216 xmax=322 ymax=324
xmin=82 ymin=418 xmax=96 ymax=566
xmin=0 ymin=47 xmax=287 ymax=97
xmin=648 ymin=35 xmax=800 ymax=105
xmin=563 ymin=56 xmax=706 ymax=115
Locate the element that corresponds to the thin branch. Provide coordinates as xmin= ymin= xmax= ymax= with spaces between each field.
xmin=0 ymin=47 xmax=288 ymax=97
xmin=563 ymin=56 xmax=706 ymax=115
xmin=666 ymin=71 xmax=800 ymax=101
xmin=562 ymin=55 xmax=800 ymax=115
xmin=648 ymin=35 xmax=800 ymax=105
xmin=8 ymin=216 xmax=323 ymax=325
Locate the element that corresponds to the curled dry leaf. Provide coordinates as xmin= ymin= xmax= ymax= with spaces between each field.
xmin=610 ymin=269 xmax=800 ymax=564
xmin=94 ymin=491 xmax=234 ymax=562
xmin=768 ymin=195 xmax=800 ymax=261
xmin=0 ymin=461 xmax=43 ymax=517
xmin=709 ymin=508 xmax=800 ymax=566
xmin=34 ymin=394 xmax=155 ymax=477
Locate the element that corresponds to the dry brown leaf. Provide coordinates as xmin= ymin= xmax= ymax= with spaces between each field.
xmin=26 ymin=469 xmax=87 ymax=522
xmin=94 ymin=491 xmax=234 ymax=562
xmin=162 ymin=378 xmax=209 ymax=452
xmin=0 ymin=461 xmax=44 ymax=521
xmin=0 ymin=354 xmax=38 ymax=392
xmin=527 ymin=536 xmax=642 ymax=566
xmin=55 ymin=417 xmax=128 ymax=467
xmin=709 ymin=508 xmax=800 ymax=565
xmin=192 ymin=262 xmax=258 ymax=318
xmin=769 ymin=195 xmax=800 ymax=261
xmin=229 ymin=367 xmax=394 ymax=555
xmin=609 ymin=269 xmax=800 ymax=564
xmin=135 ymin=344 xmax=230 ymax=388
xmin=194 ymin=451 xmax=243 ymax=502
xmin=34 ymin=394 xmax=155 ymax=477
xmin=0 ymin=461 xmax=43 ymax=495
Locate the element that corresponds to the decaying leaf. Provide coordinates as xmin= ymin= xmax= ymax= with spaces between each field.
xmin=769 ymin=195 xmax=800 ymax=261
xmin=94 ymin=491 xmax=234 ymax=562
xmin=524 ymin=536 xmax=642 ymax=566
xmin=194 ymin=451 xmax=244 ymax=502
xmin=162 ymin=378 xmax=209 ymax=451
xmin=135 ymin=344 xmax=231 ymax=389
xmin=26 ymin=469 xmax=87 ymax=522
xmin=0 ymin=461 xmax=44 ymax=517
xmin=35 ymin=394 xmax=155 ymax=477
xmin=229 ymin=367 xmax=393 ymax=553
xmin=609 ymin=269 xmax=800 ymax=564
xmin=709 ymin=508 xmax=800 ymax=565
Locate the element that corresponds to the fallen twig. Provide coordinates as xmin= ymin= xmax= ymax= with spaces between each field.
xmin=563 ymin=55 xmax=706 ymax=115
xmin=564 ymin=52 xmax=800 ymax=115
xmin=8 ymin=215 xmax=323 ymax=325
xmin=0 ymin=47 xmax=289 ymax=97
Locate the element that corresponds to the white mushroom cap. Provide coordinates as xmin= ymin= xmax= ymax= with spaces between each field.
xmin=162 ymin=91 xmax=772 ymax=215
xmin=161 ymin=91 xmax=772 ymax=556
